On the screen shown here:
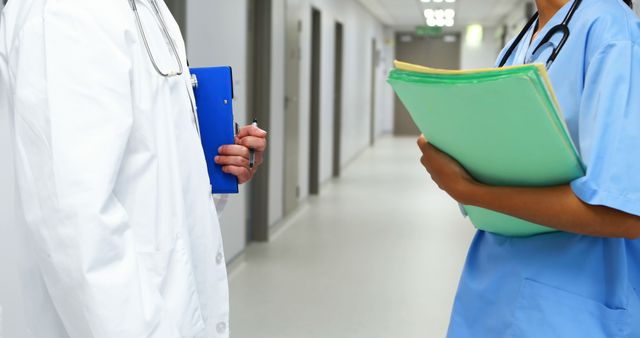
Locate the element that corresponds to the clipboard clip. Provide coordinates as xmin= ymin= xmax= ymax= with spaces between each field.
xmin=191 ymin=74 xmax=199 ymax=89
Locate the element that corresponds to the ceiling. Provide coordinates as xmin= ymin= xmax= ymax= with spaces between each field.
xmin=357 ymin=0 xmax=529 ymax=31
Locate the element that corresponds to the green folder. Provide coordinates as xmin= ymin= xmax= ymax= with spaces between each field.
xmin=388 ymin=61 xmax=585 ymax=237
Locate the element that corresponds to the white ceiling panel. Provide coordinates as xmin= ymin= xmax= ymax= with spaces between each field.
xmin=357 ymin=0 xmax=530 ymax=31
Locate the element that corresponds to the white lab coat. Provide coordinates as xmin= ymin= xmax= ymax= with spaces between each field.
xmin=0 ymin=1 xmax=229 ymax=337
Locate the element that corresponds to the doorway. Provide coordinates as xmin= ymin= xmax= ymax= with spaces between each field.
xmin=332 ymin=22 xmax=344 ymax=178
xmin=309 ymin=8 xmax=321 ymax=195
xmin=247 ymin=0 xmax=272 ymax=241
xmin=394 ymin=33 xmax=461 ymax=135
xmin=283 ymin=2 xmax=302 ymax=216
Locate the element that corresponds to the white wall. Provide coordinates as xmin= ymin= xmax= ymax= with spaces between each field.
xmin=501 ymin=1 xmax=532 ymax=42
xmin=269 ymin=0 xmax=287 ymax=226
xmin=186 ymin=0 xmax=249 ymax=261
xmin=459 ymin=0 xmax=531 ymax=70
xmin=283 ymin=0 xmax=395 ymax=201
xmin=460 ymin=27 xmax=501 ymax=69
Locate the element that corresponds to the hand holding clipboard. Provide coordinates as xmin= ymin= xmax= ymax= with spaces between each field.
xmin=191 ymin=66 xmax=267 ymax=193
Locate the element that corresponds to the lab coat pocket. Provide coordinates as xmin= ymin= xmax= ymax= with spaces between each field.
xmin=137 ymin=246 xmax=176 ymax=295
xmin=137 ymin=238 xmax=206 ymax=337
xmin=508 ymin=279 xmax=629 ymax=338
xmin=163 ymin=235 xmax=206 ymax=337
xmin=136 ymin=245 xmax=177 ymax=333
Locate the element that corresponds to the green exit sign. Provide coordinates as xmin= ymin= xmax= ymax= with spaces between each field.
xmin=416 ymin=26 xmax=443 ymax=37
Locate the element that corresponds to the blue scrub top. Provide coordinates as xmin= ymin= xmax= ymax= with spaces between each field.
xmin=447 ymin=1 xmax=640 ymax=337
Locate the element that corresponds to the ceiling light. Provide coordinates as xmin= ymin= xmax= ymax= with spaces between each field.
xmin=466 ymin=24 xmax=484 ymax=47
xmin=444 ymin=9 xmax=455 ymax=18
xmin=424 ymin=7 xmax=455 ymax=27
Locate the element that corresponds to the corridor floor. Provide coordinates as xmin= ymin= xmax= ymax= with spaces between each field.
xmin=228 ymin=137 xmax=476 ymax=338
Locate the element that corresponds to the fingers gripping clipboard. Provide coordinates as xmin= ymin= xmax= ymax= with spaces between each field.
xmin=190 ymin=66 xmax=239 ymax=194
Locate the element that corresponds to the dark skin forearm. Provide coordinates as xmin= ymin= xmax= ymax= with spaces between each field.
xmin=417 ymin=136 xmax=640 ymax=240
xmin=464 ymin=184 xmax=640 ymax=239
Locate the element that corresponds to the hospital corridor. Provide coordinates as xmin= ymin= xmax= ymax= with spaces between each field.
xmin=2 ymin=0 xmax=640 ymax=337
xmin=228 ymin=137 xmax=475 ymax=338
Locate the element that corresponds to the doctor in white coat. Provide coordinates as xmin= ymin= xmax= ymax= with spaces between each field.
xmin=0 ymin=0 xmax=267 ymax=337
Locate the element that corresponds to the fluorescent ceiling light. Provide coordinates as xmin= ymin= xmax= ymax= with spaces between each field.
xmin=424 ymin=8 xmax=455 ymax=27
xmin=465 ymin=24 xmax=484 ymax=47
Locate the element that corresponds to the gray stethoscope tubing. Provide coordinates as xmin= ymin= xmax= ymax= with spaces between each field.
xmin=128 ymin=0 xmax=184 ymax=77
xmin=128 ymin=0 xmax=200 ymax=136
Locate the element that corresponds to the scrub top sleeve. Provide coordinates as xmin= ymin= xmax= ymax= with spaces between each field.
xmin=571 ymin=41 xmax=640 ymax=217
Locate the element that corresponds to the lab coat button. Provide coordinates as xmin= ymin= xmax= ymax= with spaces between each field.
xmin=216 ymin=322 xmax=227 ymax=334
xmin=216 ymin=252 xmax=224 ymax=265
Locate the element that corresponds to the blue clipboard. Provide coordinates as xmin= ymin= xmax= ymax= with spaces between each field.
xmin=190 ymin=66 xmax=239 ymax=194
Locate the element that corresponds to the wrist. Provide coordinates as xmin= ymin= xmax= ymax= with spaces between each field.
xmin=456 ymin=180 xmax=487 ymax=206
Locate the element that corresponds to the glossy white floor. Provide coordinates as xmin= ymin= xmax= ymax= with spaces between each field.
xmin=228 ymin=137 xmax=476 ymax=338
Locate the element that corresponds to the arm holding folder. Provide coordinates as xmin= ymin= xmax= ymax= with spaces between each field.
xmin=417 ymin=137 xmax=640 ymax=239
xmin=391 ymin=61 xmax=640 ymax=239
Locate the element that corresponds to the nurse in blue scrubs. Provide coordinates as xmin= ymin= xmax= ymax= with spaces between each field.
xmin=417 ymin=0 xmax=640 ymax=336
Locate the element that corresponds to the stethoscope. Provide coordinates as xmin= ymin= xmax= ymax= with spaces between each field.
xmin=498 ymin=0 xmax=582 ymax=69
xmin=128 ymin=0 xmax=184 ymax=77
xmin=128 ymin=0 xmax=201 ymax=135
